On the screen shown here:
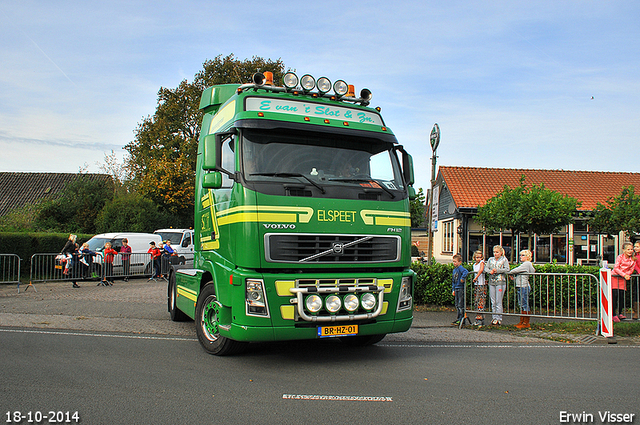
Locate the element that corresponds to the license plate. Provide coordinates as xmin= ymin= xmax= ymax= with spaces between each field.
xmin=318 ymin=325 xmax=358 ymax=338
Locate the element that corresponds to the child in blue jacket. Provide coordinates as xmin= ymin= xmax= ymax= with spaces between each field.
xmin=452 ymin=253 xmax=469 ymax=325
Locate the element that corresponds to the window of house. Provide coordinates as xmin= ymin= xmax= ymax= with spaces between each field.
xmin=552 ymin=235 xmax=567 ymax=263
xmin=536 ymin=235 xmax=550 ymax=263
xmin=442 ymin=220 xmax=454 ymax=253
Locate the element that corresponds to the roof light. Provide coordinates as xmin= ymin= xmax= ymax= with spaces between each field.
xmin=360 ymin=88 xmax=372 ymax=102
xmin=300 ymin=74 xmax=315 ymax=92
xmin=333 ymin=80 xmax=348 ymax=96
xmin=264 ymin=71 xmax=274 ymax=86
xmin=253 ymin=72 xmax=266 ymax=86
xmin=283 ymin=72 xmax=298 ymax=89
xmin=346 ymin=84 xmax=355 ymax=97
xmin=317 ymin=77 xmax=331 ymax=94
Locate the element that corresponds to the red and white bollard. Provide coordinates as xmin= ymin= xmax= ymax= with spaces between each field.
xmin=599 ymin=267 xmax=613 ymax=338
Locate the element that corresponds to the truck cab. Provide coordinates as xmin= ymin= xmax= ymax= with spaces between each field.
xmin=169 ymin=71 xmax=416 ymax=355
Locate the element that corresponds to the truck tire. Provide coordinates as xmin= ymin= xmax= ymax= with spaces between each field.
xmin=168 ymin=271 xmax=190 ymax=322
xmin=340 ymin=334 xmax=386 ymax=346
xmin=195 ymin=283 xmax=247 ymax=356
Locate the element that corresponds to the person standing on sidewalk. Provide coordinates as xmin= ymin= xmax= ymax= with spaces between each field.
xmin=612 ymin=242 xmax=634 ymax=322
xmin=472 ymin=250 xmax=487 ymax=326
xmin=451 ymin=254 xmax=469 ymax=326
xmin=120 ymin=238 xmax=132 ymax=282
xmin=102 ymin=242 xmax=117 ymax=286
xmin=509 ymin=249 xmax=535 ymax=329
xmin=148 ymin=241 xmax=162 ymax=280
xmin=632 ymin=241 xmax=640 ymax=320
xmin=486 ymin=245 xmax=509 ymax=326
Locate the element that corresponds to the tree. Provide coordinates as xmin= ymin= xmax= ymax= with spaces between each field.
xmin=95 ymin=192 xmax=175 ymax=233
xmin=476 ymin=176 xmax=580 ymax=261
xmin=410 ymin=187 xmax=426 ymax=227
xmin=124 ymin=54 xmax=288 ymax=223
xmin=589 ymin=185 xmax=640 ymax=239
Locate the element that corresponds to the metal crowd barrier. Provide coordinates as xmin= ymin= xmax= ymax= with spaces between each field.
xmin=1 ymin=254 xmax=21 ymax=289
xmin=463 ymin=272 xmax=600 ymax=325
xmin=27 ymin=252 xmax=168 ymax=289
xmin=610 ymin=273 xmax=639 ymax=320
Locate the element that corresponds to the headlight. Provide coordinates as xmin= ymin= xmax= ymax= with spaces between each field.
xmin=252 ymin=72 xmax=266 ymax=85
xmin=361 ymin=293 xmax=376 ymax=311
xmin=325 ymin=295 xmax=342 ymax=313
xmin=246 ymin=279 xmax=268 ymax=316
xmin=333 ymin=80 xmax=348 ymax=96
xmin=300 ymin=74 xmax=315 ymax=91
xmin=397 ymin=276 xmax=412 ymax=311
xmin=317 ymin=77 xmax=331 ymax=94
xmin=343 ymin=294 xmax=359 ymax=312
xmin=360 ymin=88 xmax=372 ymax=101
xmin=246 ymin=280 xmax=265 ymax=306
xmin=283 ymin=72 xmax=298 ymax=89
xmin=306 ymin=294 xmax=322 ymax=313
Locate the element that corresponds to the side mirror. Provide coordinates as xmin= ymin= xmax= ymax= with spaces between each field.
xmin=203 ymin=172 xmax=222 ymax=189
xmin=408 ymin=186 xmax=417 ymax=200
xmin=402 ymin=152 xmax=415 ymax=186
xmin=203 ymin=134 xmax=219 ymax=170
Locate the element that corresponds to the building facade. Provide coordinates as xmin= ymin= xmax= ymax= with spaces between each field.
xmin=425 ymin=166 xmax=640 ymax=265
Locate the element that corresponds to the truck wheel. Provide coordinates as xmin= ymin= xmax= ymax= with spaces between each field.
xmin=195 ymin=283 xmax=247 ymax=355
xmin=168 ymin=272 xmax=190 ymax=322
xmin=340 ymin=334 xmax=386 ymax=346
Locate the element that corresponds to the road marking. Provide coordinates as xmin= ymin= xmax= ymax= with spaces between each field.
xmin=283 ymin=394 xmax=392 ymax=402
xmin=381 ymin=343 xmax=640 ymax=349
xmin=0 ymin=328 xmax=197 ymax=341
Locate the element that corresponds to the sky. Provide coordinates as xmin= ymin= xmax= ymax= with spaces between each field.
xmin=1 ymin=0 xmax=639 ymax=192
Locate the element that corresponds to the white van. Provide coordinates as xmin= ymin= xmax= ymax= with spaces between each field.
xmin=154 ymin=229 xmax=194 ymax=263
xmin=85 ymin=232 xmax=162 ymax=276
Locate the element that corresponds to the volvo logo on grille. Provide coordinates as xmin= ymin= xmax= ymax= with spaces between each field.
xmin=331 ymin=242 xmax=345 ymax=255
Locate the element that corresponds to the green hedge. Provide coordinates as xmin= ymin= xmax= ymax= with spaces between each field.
xmin=411 ymin=261 xmax=601 ymax=306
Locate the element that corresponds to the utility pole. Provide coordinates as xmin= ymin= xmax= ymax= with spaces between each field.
xmin=427 ymin=123 xmax=440 ymax=265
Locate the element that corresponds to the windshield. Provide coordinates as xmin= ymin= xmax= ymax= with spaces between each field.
xmin=86 ymin=237 xmax=110 ymax=252
xmin=241 ymin=129 xmax=404 ymax=192
xmin=155 ymin=232 xmax=182 ymax=245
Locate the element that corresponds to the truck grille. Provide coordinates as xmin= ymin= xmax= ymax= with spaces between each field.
xmin=265 ymin=233 xmax=400 ymax=263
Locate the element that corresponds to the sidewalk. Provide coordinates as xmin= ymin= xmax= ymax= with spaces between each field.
xmin=0 ymin=279 xmax=629 ymax=344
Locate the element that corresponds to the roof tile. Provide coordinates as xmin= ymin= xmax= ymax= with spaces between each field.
xmin=0 ymin=172 xmax=111 ymax=217
xmin=438 ymin=166 xmax=640 ymax=211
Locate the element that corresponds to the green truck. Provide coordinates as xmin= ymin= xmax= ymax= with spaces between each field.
xmin=168 ymin=71 xmax=417 ymax=355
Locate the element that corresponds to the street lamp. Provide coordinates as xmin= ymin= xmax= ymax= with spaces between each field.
xmin=427 ymin=123 xmax=440 ymax=265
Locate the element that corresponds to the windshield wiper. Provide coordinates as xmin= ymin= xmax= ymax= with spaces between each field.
xmin=250 ymin=173 xmax=325 ymax=194
xmin=327 ymin=178 xmax=396 ymax=199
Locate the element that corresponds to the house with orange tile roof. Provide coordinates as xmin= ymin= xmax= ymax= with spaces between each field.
xmin=420 ymin=166 xmax=640 ymax=265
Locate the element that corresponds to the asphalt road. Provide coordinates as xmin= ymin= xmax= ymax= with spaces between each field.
xmin=1 ymin=279 xmax=639 ymax=425
xmin=1 ymin=329 xmax=639 ymax=425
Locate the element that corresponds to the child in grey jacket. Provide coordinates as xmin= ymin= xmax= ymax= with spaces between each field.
xmin=486 ymin=245 xmax=509 ymax=325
